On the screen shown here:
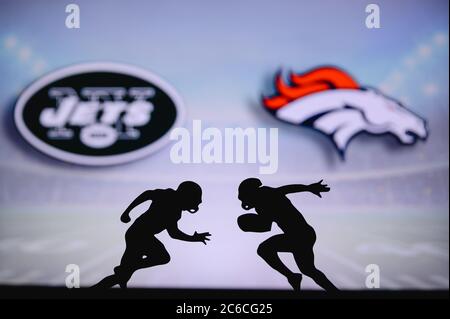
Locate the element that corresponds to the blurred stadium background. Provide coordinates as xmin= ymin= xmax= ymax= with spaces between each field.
xmin=0 ymin=0 xmax=448 ymax=290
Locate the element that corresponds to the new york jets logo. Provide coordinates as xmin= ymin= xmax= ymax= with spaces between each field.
xmin=14 ymin=62 xmax=184 ymax=165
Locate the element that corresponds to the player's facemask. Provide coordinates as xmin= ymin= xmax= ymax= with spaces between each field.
xmin=187 ymin=206 xmax=200 ymax=213
xmin=181 ymin=199 xmax=201 ymax=213
xmin=238 ymin=192 xmax=256 ymax=210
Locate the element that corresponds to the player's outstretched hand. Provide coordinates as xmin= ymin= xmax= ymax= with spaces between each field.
xmin=309 ymin=179 xmax=330 ymax=198
xmin=120 ymin=213 xmax=131 ymax=223
xmin=193 ymin=231 xmax=211 ymax=245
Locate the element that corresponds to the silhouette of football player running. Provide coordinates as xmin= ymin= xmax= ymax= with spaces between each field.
xmin=93 ymin=181 xmax=211 ymax=289
xmin=237 ymin=178 xmax=338 ymax=292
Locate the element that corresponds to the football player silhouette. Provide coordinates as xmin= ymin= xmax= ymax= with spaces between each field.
xmin=237 ymin=178 xmax=338 ymax=292
xmin=93 ymin=181 xmax=211 ymax=288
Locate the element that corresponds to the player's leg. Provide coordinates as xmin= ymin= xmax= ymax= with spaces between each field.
xmin=135 ymin=236 xmax=171 ymax=270
xmin=112 ymin=237 xmax=170 ymax=287
xmin=113 ymin=246 xmax=142 ymax=288
xmin=92 ymin=247 xmax=138 ymax=288
xmin=257 ymin=234 xmax=303 ymax=290
xmin=293 ymin=247 xmax=338 ymax=292
xmin=91 ymin=273 xmax=120 ymax=288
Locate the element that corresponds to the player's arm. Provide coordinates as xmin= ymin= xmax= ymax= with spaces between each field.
xmin=167 ymin=223 xmax=211 ymax=245
xmin=120 ymin=190 xmax=154 ymax=223
xmin=278 ymin=180 xmax=330 ymax=198
xmin=278 ymin=184 xmax=309 ymax=194
xmin=237 ymin=214 xmax=272 ymax=232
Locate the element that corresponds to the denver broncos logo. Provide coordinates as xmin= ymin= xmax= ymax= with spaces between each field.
xmin=262 ymin=66 xmax=428 ymax=157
